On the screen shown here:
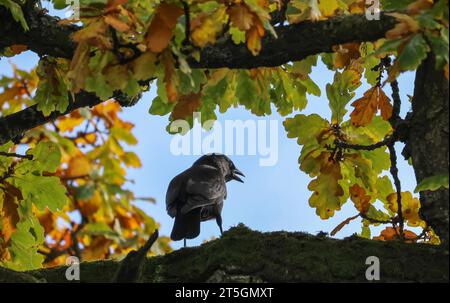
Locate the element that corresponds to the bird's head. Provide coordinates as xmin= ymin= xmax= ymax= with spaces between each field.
xmin=193 ymin=153 xmax=245 ymax=183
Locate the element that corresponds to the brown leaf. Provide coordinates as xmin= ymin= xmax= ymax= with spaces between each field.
xmin=171 ymin=92 xmax=203 ymax=120
xmin=228 ymin=4 xmax=254 ymax=31
xmin=104 ymin=15 xmax=131 ymax=32
xmin=145 ymin=3 xmax=183 ymax=53
xmin=330 ymin=214 xmax=360 ymax=236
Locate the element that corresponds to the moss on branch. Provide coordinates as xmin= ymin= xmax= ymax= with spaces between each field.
xmin=1 ymin=225 xmax=448 ymax=283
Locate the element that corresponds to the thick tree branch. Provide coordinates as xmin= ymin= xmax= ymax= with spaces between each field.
xmin=408 ymin=55 xmax=449 ymax=246
xmin=1 ymin=225 xmax=448 ymax=283
xmin=0 ymin=7 xmax=397 ymax=145
xmin=1 ymin=5 xmax=397 ymax=66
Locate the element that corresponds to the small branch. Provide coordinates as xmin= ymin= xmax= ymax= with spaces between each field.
xmin=334 ymin=136 xmax=394 ymax=151
xmin=0 ymin=151 xmax=33 ymax=160
xmin=388 ymin=143 xmax=404 ymax=240
xmin=389 ymin=79 xmax=402 ymax=126
xmin=361 ymin=213 xmax=393 ymax=225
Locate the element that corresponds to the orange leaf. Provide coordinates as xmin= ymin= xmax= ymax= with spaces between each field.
xmin=171 ymin=92 xmax=203 ymax=120
xmin=145 ymin=3 xmax=183 ymax=53
xmin=82 ymin=236 xmax=111 ymax=261
xmin=350 ymin=86 xmax=392 ymax=127
xmin=0 ymin=186 xmax=21 ymax=243
xmin=162 ymin=51 xmax=178 ymax=102
xmin=349 ymin=184 xmax=371 ymax=214
xmin=0 ymin=86 xmax=22 ymax=107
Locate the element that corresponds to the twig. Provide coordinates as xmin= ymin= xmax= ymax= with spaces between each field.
xmin=0 ymin=151 xmax=33 ymax=160
xmin=361 ymin=213 xmax=393 ymax=225
xmin=334 ymin=136 xmax=394 ymax=151
xmin=388 ymin=143 xmax=404 ymax=240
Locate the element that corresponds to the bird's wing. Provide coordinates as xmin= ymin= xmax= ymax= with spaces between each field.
xmin=165 ymin=172 xmax=186 ymax=218
xmin=180 ymin=165 xmax=226 ymax=215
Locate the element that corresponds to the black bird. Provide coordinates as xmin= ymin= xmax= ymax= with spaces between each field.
xmin=166 ymin=154 xmax=244 ymax=246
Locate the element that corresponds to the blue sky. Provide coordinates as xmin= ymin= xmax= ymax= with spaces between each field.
xmin=0 ymin=50 xmax=417 ymax=250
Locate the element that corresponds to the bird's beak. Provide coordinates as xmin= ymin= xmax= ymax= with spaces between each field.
xmin=232 ymin=169 xmax=245 ymax=183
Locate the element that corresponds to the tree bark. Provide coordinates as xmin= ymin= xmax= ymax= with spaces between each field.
xmin=0 ymin=225 xmax=448 ymax=283
xmin=408 ymin=56 xmax=449 ymax=246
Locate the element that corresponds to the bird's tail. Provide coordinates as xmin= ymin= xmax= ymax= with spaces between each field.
xmin=170 ymin=208 xmax=201 ymax=241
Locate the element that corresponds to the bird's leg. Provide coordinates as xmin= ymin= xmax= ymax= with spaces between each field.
xmin=216 ymin=215 xmax=223 ymax=236
xmin=183 ymin=238 xmax=186 ymax=248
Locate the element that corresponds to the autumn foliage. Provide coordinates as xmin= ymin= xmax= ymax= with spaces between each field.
xmin=0 ymin=0 xmax=448 ymax=270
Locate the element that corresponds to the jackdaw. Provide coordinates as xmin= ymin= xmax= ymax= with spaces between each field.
xmin=166 ymin=154 xmax=244 ymax=245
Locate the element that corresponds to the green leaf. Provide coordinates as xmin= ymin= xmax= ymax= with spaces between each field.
xmin=149 ymin=96 xmax=175 ymax=116
xmin=34 ymin=59 xmax=69 ymax=116
xmin=230 ymin=27 xmax=246 ymax=44
xmin=111 ymin=127 xmax=138 ymax=145
xmin=326 ymin=70 xmax=361 ymax=124
xmin=425 ymin=29 xmax=449 ymax=69
xmin=12 ymin=142 xmax=61 ymax=176
xmin=9 ymin=175 xmax=68 ymax=212
xmin=283 ymin=114 xmax=329 ymax=145
xmin=75 ymin=183 xmax=96 ymax=200
xmin=381 ymin=0 xmax=415 ymax=10
xmin=0 ymin=0 xmax=29 ymax=31
xmin=0 ymin=142 xmax=14 ymax=172
xmin=398 ymin=34 xmax=431 ymax=71
xmin=5 ymin=200 xmax=44 ymax=270
xmin=292 ymin=55 xmax=318 ymax=76
xmin=376 ymin=176 xmax=395 ymax=204
xmin=414 ymin=174 xmax=449 ymax=193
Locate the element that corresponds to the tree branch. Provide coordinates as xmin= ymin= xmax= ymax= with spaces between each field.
xmin=2 ymin=225 xmax=448 ymax=283
xmin=0 ymin=6 xmax=397 ymax=145
xmin=1 ymin=5 xmax=397 ymax=67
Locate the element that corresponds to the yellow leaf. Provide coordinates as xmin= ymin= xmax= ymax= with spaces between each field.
xmin=66 ymin=156 xmax=92 ymax=178
xmin=246 ymin=16 xmax=265 ymax=56
xmin=386 ymin=192 xmax=424 ymax=227
xmin=191 ymin=8 xmax=227 ymax=48
xmin=145 ymin=3 xmax=183 ymax=53
xmin=385 ymin=13 xmax=420 ymax=40
xmin=308 ymin=153 xmax=344 ymax=219
xmin=57 ymin=112 xmax=84 ymax=132
xmin=79 ymin=190 xmax=102 ymax=217
xmin=350 ymin=86 xmax=393 ymax=127
xmin=318 ymin=0 xmax=339 ymax=17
